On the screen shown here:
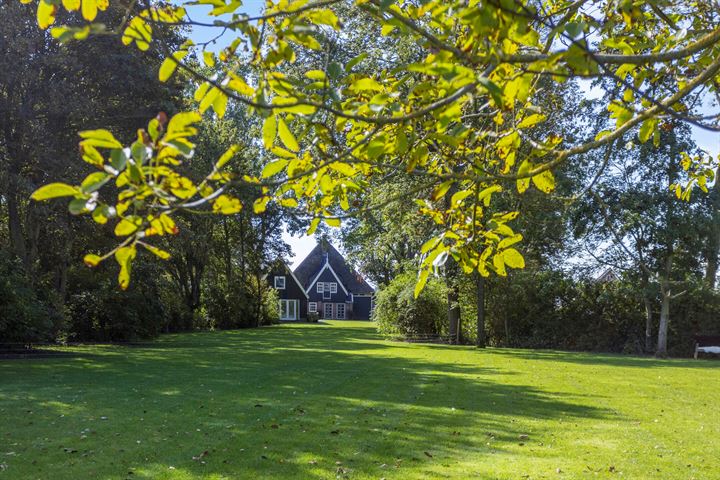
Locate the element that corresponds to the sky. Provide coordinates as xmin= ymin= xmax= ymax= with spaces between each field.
xmin=182 ymin=5 xmax=720 ymax=268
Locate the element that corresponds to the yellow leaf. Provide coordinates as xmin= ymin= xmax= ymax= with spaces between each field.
xmin=79 ymin=129 xmax=122 ymax=149
xmin=159 ymin=50 xmax=187 ymax=82
xmin=262 ymin=116 xmax=277 ymax=150
xmin=305 ymin=70 xmax=326 ymax=81
xmin=115 ymin=245 xmax=137 ymax=290
xmin=261 ymin=159 xmax=288 ymax=178
xmin=502 ymin=248 xmax=525 ymax=269
xmin=81 ymin=0 xmax=98 ymax=21
xmin=140 ymin=243 xmax=171 ymax=259
xmin=325 ymin=216 xmax=341 ymax=228
xmin=62 ymin=0 xmax=81 ymax=11
xmin=253 ymin=196 xmax=270 ymax=214
xmin=493 ymin=253 xmax=507 ymax=276
xmin=531 ymin=169 xmax=555 ymax=193
xmin=212 ymin=194 xmax=243 ymax=214
xmin=307 ymin=217 xmax=320 ymax=235
xmin=213 ymin=91 xmax=228 ymax=118
xmin=215 ymin=144 xmax=239 ymax=170
xmin=31 ymin=183 xmax=79 ymax=201
xmin=203 ymin=51 xmax=216 ymax=67
xmin=114 ymin=216 xmax=142 ymax=237
xmin=517 ymin=113 xmax=546 ymax=129
xmin=37 ymin=0 xmax=57 ymax=30
xmin=516 ymin=159 xmax=532 ymax=194
xmin=83 ymin=253 xmax=102 ymax=267
xmin=277 ymin=118 xmax=299 ymax=152
xmin=414 ymin=268 xmax=430 ymax=298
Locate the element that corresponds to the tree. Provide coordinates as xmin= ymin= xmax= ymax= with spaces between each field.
xmin=20 ymin=0 xmax=720 ymax=303
xmin=571 ymin=123 xmax=707 ymax=357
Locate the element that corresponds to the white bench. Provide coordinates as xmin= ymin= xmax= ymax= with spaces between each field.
xmin=694 ymin=335 xmax=720 ymax=359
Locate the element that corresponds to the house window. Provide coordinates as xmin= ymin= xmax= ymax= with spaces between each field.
xmin=274 ymin=276 xmax=286 ymax=289
xmin=329 ymin=283 xmax=337 ymax=293
xmin=336 ymin=303 xmax=346 ymax=319
xmin=316 ymin=282 xmax=324 ymax=293
xmin=308 ymin=302 xmax=317 ymax=313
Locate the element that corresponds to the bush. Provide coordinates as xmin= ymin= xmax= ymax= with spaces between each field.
xmin=0 ymin=252 xmax=65 ymax=344
xmin=206 ymin=276 xmax=278 ymax=329
xmin=373 ymin=272 xmax=447 ymax=338
xmin=66 ymin=263 xmax=166 ymax=342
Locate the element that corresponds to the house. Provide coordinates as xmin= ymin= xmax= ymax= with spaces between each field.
xmin=268 ymin=242 xmax=375 ymax=321
xmin=594 ymin=267 xmax=618 ymax=283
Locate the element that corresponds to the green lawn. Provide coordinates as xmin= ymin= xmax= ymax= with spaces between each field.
xmin=1 ymin=322 xmax=718 ymax=479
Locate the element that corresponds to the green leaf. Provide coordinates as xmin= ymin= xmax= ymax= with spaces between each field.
xmin=262 ymin=159 xmax=289 ymax=178
xmin=277 ymin=118 xmax=299 ymax=152
xmin=79 ymin=129 xmax=123 ymax=149
xmin=263 ymin=116 xmax=277 ymax=150
xmin=81 ymin=172 xmax=110 ymax=193
xmin=478 ymin=77 xmax=503 ymax=106
xmin=69 ymin=197 xmax=92 ymax=215
xmin=639 ymin=118 xmax=657 ymax=144
xmin=31 ymin=183 xmax=79 ymax=201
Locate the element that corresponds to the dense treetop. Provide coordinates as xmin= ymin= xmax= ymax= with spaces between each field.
xmin=20 ymin=0 xmax=720 ymax=292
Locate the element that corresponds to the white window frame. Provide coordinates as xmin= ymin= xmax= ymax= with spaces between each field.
xmin=329 ymin=283 xmax=337 ymax=293
xmin=308 ymin=302 xmax=317 ymax=313
xmin=323 ymin=302 xmax=334 ymax=319
xmin=336 ymin=303 xmax=346 ymax=319
xmin=274 ymin=276 xmax=286 ymax=289
xmin=316 ymin=282 xmax=324 ymax=293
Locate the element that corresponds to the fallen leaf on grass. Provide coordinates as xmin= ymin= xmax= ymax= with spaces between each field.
xmin=424 ymin=451 xmax=433 ymax=458
xmin=192 ymin=450 xmax=208 ymax=461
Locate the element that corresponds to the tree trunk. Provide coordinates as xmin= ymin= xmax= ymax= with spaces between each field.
xmin=704 ymin=166 xmax=720 ymax=288
xmin=656 ymin=283 xmax=670 ymax=358
xmin=643 ymin=296 xmax=653 ymax=353
xmin=476 ymin=272 xmax=486 ymax=348
xmin=446 ymin=261 xmax=461 ymax=344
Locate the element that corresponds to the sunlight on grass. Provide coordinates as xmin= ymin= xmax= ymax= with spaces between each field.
xmin=1 ymin=321 xmax=718 ymax=479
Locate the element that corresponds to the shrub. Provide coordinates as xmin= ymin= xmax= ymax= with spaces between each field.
xmin=206 ymin=276 xmax=278 ymax=329
xmin=373 ymin=272 xmax=447 ymax=338
xmin=66 ymin=263 xmax=166 ymax=342
xmin=0 ymin=252 xmax=65 ymax=344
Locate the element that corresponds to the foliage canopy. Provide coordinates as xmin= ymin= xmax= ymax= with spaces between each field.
xmin=22 ymin=0 xmax=720 ymax=292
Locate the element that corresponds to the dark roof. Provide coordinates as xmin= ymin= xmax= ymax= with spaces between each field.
xmin=293 ymin=242 xmax=374 ymax=294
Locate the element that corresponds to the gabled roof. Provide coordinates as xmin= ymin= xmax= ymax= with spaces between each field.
xmin=293 ymin=242 xmax=374 ymax=295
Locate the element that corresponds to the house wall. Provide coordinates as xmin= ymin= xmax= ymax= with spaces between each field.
xmin=352 ymin=295 xmax=373 ymax=320
xmin=307 ymin=268 xmax=348 ymax=303
xmin=269 ymin=267 xmax=307 ymax=320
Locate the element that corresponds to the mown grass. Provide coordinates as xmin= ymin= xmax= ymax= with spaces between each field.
xmin=1 ymin=321 xmax=718 ymax=479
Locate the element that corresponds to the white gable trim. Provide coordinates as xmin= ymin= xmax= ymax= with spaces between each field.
xmin=304 ymin=261 xmax=348 ymax=295
xmin=271 ymin=262 xmax=308 ymax=298
xmin=288 ymin=267 xmax=310 ymax=298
